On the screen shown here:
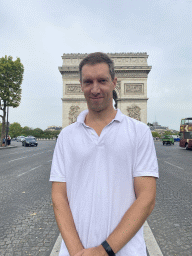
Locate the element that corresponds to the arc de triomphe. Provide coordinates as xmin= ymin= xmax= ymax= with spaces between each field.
xmin=59 ymin=53 xmax=151 ymax=128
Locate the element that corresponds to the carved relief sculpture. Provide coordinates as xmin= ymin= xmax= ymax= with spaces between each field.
xmin=126 ymin=105 xmax=141 ymax=121
xmin=125 ymin=83 xmax=144 ymax=95
xmin=66 ymin=84 xmax=83 ymax=94
xmin=115 ymin=81 xmax=121 ymax=94
xmin=68 ymin=105 xmax=80 ymax=124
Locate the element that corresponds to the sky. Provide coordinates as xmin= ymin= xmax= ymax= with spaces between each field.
xmin=1 ymin=0 xmax=192 ymax=131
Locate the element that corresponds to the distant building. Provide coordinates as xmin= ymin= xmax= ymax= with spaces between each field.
xmin=149 ymin=122 xmax=178 ymax=135
xmin=46 ymin=126 xmax=62 ymax=131
xmin=150 ymin=122 xmax=168 ymax=132
xmin=169 ymin=129 xmax=179 ymax=134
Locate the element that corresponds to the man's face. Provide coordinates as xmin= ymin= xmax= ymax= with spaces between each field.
xmin=80 ymin=63 xmax=117 ymax=112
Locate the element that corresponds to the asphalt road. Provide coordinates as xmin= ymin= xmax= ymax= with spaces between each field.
xmin=0 ymin=140 xmax=59 ymax=256
xmin=0 ymin=140 xmax=192 ymax=256
xmin=147 ymin=141 xmax=192 ymax=256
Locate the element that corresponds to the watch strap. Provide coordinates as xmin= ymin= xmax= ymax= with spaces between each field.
xmin=101 ymin=240 xmax=115 ymax=256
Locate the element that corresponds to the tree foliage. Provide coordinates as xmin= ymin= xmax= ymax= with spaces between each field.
xmin=152 ymin=131 xmax=160 ymax=138
xmin=163 ymin=130 xmax=175 ymax=136
xmin=7 ymin=122 xmax=60 ymax=139
xmin=32 ymin=128 xmax=44 ymax=138
xmin=0 ymin=55 xmax=24 ymax=146
xmin=22 ymin=126 xmax=33 ymax=137
xmin=0 ymin=55 xmax=24 ymax=107
xmin=9 ymin=122 xmax=22 ymax=138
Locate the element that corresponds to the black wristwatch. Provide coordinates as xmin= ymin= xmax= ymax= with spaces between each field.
xmin=101 ymin=240 xmax=115 ymax=256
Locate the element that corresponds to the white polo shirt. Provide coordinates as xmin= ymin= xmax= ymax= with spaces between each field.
xmin=50 ymin=108 xmax=159 ymax=256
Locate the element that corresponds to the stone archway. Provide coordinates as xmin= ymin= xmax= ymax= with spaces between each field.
xmin=59 ymin=53 xmax=151 ymax=127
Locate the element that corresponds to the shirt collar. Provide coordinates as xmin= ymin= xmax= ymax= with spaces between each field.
xmin=76 ymin=108 xmax=124 ymax=125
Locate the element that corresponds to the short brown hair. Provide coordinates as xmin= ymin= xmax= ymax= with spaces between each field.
xmin=79 ymin=52 xmax=115 ymax=81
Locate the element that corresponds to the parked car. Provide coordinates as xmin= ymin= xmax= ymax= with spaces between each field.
xmin=22 ymin=137 xmax=38 ymax=147
xmin=17 ymin=136 xmax=25 ymax=142
xmin=172 ymin=135 xmax=180 ymax=142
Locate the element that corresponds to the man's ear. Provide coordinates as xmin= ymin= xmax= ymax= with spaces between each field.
xmin=79 ymin=79 xmax=83 ymax=91
xmin=113 ymin=77 xmax=117 ymax=90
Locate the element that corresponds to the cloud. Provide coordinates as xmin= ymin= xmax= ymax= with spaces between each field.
xmin=1 ymin=0 xmax=192 ymax=130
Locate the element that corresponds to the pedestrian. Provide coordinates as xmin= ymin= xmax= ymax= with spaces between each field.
xmin=7 ymin=136 xmax=11 ymax=146
xmin=50 ymin=52 xmax=159 ymax=256
xmin=2 ymin=137 xmax=5 ymax=146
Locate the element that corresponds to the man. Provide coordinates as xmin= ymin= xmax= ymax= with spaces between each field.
xmin=50 ymin=52 xmax=159 ymax=256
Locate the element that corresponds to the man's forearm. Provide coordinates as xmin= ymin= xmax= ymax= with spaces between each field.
xmin=52 ymin=195 xmax=84 ymax=256
xmin=106 ymin=196 xmax=155 ymax=254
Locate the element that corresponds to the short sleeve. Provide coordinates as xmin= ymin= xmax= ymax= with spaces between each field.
xmin=49 ymin=133 xmax=66 ymax=182
xmin=133 ymin=127 xmax=159 ymax=178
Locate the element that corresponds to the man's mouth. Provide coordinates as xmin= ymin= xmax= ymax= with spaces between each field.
xmin=90 ymin=97 xmax=103 ymax=99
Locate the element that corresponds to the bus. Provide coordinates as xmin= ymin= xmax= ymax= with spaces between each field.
xmin=179 ymin=117 xmax=192 ymax=150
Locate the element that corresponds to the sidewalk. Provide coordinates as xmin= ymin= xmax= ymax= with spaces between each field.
xmin=0 ymin=145 xmax=17 ymax=150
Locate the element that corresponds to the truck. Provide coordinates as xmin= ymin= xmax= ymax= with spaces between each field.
xmin=161 ymin=135 xmax=174 ymax=145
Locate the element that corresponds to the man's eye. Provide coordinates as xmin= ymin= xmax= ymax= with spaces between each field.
xmin=100 ymin=80 xmax=106 ymax=83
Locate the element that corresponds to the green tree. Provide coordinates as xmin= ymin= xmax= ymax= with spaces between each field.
xmin=152 ymin=131 xmax=160 ymax=138
xmin=22 ymin=126 xmax=32 ymax=137
xmin=0 ymin=55 xmax=24 ymax=146
xmin=9 ymin=122 xmax=22 ymax=138
xmin=43 ymin=129 xmax=60 ymax=139
xmin=163 ymin=130 xmax=174 ymax=136
xmin=32 ymin=128 xmax=44 ymax=138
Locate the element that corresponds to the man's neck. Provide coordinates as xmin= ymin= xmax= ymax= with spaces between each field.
xmin=85 ymin=108 xmax=117 ymax=125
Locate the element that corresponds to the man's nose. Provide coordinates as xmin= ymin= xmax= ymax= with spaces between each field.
xmin=91 ymin=81 xmax=100 ymax=93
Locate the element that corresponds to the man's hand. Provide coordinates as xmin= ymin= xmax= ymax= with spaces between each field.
xmin=74 ymin=245 xmax=108 ymax=256
xmin=73 ymin=248 xmax=85 ymax=256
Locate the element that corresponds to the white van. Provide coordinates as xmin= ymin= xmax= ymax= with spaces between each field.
xmin=17 ymin=136 xmax=25 ymax=142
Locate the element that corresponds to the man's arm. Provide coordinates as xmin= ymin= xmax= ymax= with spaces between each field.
xmin=52 ymin=182 xmax=84 ymax=256
xmin=103 ymin=176 xmax=157 ymax=254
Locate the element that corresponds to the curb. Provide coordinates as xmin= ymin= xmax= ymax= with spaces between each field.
xmin=0 ymin=146 xmax=18 ymax=150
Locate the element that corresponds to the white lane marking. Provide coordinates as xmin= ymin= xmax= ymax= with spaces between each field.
xmin=3 ymin=149 xmax=39 ymax=155
xmin=8 ymin=150 xmax=52 ymax=163
xmin=17 ymin=165 xmax=42 ymax=177
xmin=144 ymin=221 xmax=164 ymax=256
xmin=8 ymin=155 xmax=28 ymax=162
xmin=164 ymin=161 xmax=184 ymax=170
xmin=3 ymin=148 xmax=53 ymax=157
xmin=1 ymin=151 xmax=23 ymax=155
xmin=50 ymin=233 xmax=62 ymax=256
xmin=50 ymin=221 xmax=164 ymax=256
